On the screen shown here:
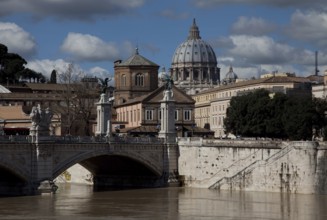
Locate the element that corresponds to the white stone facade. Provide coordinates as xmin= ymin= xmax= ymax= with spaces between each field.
xmin=178 ymin=138 xmax=327 ymax=194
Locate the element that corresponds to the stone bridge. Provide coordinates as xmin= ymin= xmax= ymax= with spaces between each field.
xmin=0 ymin=136 xmax=179 ymax=196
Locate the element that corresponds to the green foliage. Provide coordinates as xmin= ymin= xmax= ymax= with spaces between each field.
xmin=0 ymin=43 xmax=45 ymax=84
xmin=50 ymin=69 xmax=57 ymax=84
xmin=224 ymin=89 xmax=323 ymax=140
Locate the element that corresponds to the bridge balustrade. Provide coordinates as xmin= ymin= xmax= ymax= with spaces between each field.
xmin=0 ymin=135 xmax=165 ymax=144
xmin=0 ymin=135 xmax=30 ymax=143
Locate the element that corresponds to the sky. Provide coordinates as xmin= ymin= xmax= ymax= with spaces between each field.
xmin=1 ymin=0 xmax=327 ymax=82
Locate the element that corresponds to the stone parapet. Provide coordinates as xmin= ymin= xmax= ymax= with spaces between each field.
xmin=178 ymin=140 xmax=327 ymax=194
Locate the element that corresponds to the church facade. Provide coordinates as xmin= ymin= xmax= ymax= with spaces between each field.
xmin=113 ymin=49 xmax=213 ymax=137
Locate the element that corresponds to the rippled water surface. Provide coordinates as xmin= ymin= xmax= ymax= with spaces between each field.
xmin=0 ymin=184 xmax=327 ymax=220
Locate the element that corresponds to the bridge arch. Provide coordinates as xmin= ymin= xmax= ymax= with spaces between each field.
xmin=0 ymin=159 xmax=31 ymax=196
xmin=0 ymin=159 xmax=29 ymax=182
xmin=53 ymin=150 xmax=162 ymax=180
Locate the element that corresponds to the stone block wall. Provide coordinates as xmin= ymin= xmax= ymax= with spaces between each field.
xmin=178 ymin=138 xmax=327 ymax=194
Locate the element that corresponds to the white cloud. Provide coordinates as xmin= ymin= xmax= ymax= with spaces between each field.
xmin=89 ymin=66 xmax=112 ymax=78
xmin=218 ymin=56 xmax=235 ymax=64
xmin=61 ymin=32 xmax=121 ymax=62
xmin=216 ymin=35 xmax=327 ymax=78
xmin=26 ymin=59 xmax=115 ymax=84
xmin=231 ymin=17 xmax=276 ymax=36
xmin=286 ymin=10 xmax=327 ymax=48
xmin=0 ymin=0 xmax=145 ymax=21
xmin=26 ymin=59 xmax=72 ymax=79
xmin=0 ymin=22 xmax=36 ymax=57
xmin=228 ymin=35 xmax=294 ymax=65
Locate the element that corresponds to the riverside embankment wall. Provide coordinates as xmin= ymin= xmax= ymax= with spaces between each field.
xmin=178 ymin=138 xmax=327 ymax=194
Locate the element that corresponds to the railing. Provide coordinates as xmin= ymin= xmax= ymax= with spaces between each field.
xmin=0 ymin=135 xmax=165 ymax=144
xmin=0 ymin=135 xmax=31 ymax=143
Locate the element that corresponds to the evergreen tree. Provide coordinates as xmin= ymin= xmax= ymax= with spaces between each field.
xmin=0 ymin=43 xmax=46 ymax=84
xmin=50 ymin=69 xmax=57 ymax=84
xmin=224 ymin=89 xmax=320 ymax=140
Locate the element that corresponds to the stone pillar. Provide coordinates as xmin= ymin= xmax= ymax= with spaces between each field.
xmin=158 ymin=88 xmax=179 ymax=186
xmin=164 ymin=143 xmax=180 ymax=186
xmin=158 ymin=89 xmax=176 ymax=144
xmin=35 ymin=143 xmax=56 ymax=194
xmin=95 ymin=93 xmax=111 ymax=136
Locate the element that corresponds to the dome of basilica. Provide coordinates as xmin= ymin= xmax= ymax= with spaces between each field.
xmin=222 ymin=66 xmax=238 ymax=84
xmin=170 ymin=19 xmax=220 ymax=95
xmin=172 ymin=19 xmax=217 ymax=65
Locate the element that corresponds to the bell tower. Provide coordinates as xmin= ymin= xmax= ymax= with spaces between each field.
xmin=114 ymin=48 xmax=159 ymax=105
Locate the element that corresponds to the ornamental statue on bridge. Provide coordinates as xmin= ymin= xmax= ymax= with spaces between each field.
xmin=95 ymin=77 xmax=112 ymax=137
xmin=158 ymin=75 xmax=177 ymax=144
xmin=29 ymin=104 xmax=53 ymax=142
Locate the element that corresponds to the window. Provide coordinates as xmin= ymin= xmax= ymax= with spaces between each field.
xmin=175 ymin=109 xmax=179 ymax=120
xmin=121 ymin=74 xmax=126 ymax=86
xmin=145 ymin=110 xmax=153 ymax=120
xmin=158 ymin=109 xmax=162 ymax=120
xmin=184 ymin=110 xmax=191 ymax=121
xmin=135 ymin=73 xmax=144 ymax=86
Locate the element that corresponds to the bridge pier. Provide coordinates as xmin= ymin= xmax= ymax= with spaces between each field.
xmin=164 ymin=143 xmax=180 ymax=186
xmin=30 ymin=143 xmax=57 ymax=194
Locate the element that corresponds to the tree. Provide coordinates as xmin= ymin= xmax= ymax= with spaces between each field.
xmin=224 ymin=89 xmax=319 ymax=140
xmin=0 ymin=43 xmax=46 ymax=84
xmin=282 ymin=96 xmax=314 ymax=140
xmin=0 ymin=52 xmax=27 ymax=84
xmin=312 ymin=97 xmax=327 ymax=139
xmin=51 ymin=63 xmax=100 ymax=136
xmin=50 ymin=69 xmax=57 ymax=84
xmin=224 ymin=89 xmax=270 ymax=137
xmin=265 ymin=93 xmax=288 ymax=139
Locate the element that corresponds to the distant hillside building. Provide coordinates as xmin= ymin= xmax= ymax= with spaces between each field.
xmin=170 ymin=19 xmax=220 ymax=95
xmin=312 ymin=70 xmax=327 ymax=98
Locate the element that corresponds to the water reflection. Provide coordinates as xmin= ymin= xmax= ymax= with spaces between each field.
xmin=0 ymin=184 xmax=326 ymax=219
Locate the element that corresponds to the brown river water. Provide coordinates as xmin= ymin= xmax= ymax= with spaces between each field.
xmin=0 ymin=183 xmax=326 ymax=220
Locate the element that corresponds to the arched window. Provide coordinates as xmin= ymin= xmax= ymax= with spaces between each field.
xmin=135 ymin=73 xmax=144 ymax=86
xmin=194 ymin=70 xmax=199 ymax=80
xmin=121 ymin=74 xmax=126 ymax=86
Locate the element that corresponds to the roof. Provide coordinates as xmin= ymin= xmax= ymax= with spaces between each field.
xmin=194 ymin=76 xmax=311 ymax=96
xmin=306 ymin=75 xmax=324 ymax=83
xmin=119 ymin=126 xmax=159 ymax=134
xmin=25 ymin=83 xmax=67 ymax=91
xmin=0 ymin=85 xmax=11 ymax=93
xmin=117 ymin=48 xmax=159 ymax=67
xmin=0 ymin=106 xmax=30 ymax=120
xmin=115 ymin=85 xmax=195 ymax=107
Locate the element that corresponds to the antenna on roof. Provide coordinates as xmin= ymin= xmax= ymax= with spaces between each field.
xmin=315 ymin=51 xmax=319 ymax=76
